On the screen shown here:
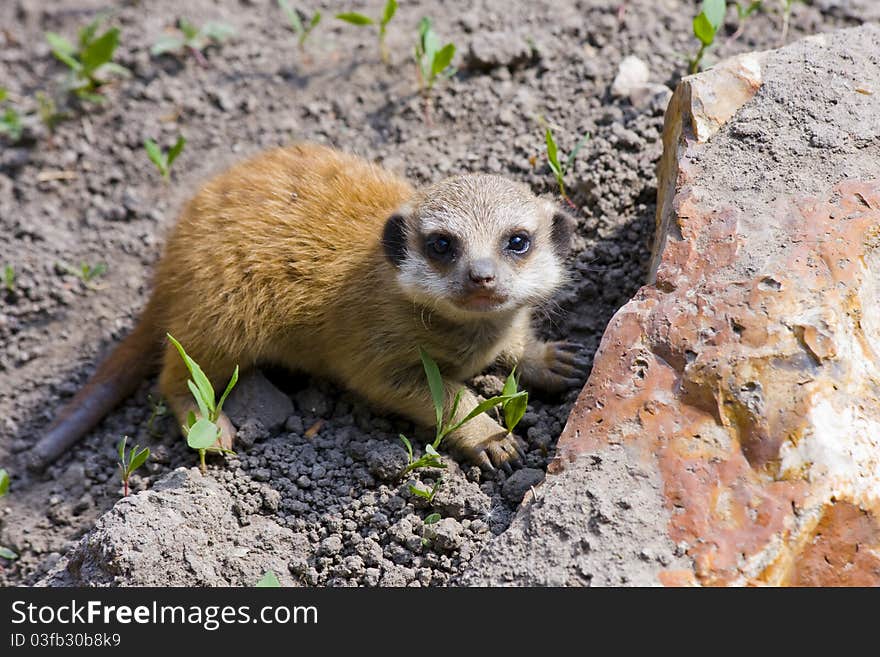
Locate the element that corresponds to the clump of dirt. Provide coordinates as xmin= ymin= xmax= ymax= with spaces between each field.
xmin=0 ymin=0 xmax=867 ymax=586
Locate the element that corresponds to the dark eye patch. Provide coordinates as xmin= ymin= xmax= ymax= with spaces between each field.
xmin=424 ymin=233 xmax=456 ymax=263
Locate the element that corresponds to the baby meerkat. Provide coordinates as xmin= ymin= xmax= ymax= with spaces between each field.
xmin=29 ymin=143 xmax=586 ymax=472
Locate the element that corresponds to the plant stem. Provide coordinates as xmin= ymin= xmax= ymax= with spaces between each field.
xmin=689 ymin=42 xmax=707 ymax=75
xmin=199 ymin=449 xmax=206 ymax=473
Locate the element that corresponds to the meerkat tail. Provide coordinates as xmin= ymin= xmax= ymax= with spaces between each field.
xmin=26 ymin=301 xmax=164 ymax=472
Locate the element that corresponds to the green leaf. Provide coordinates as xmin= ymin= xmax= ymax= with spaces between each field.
xmin=202 ymin=22 xmax=235 ymax=42
xmin=279 ymin=0 xmax=303 ymax=32
xmin=422 ymin=24 xmax=440 ymax=62
xmin=167 ymin=334 xmax=216 ymax=416
xmin=186 ymin=411 xmax=197 ymax=428
xmin=503 ymin=393 xmax=528 ymax=433
xmin=144 ymin=139 xmax=166 ymax=174
xmin=187 ymin=418 xmax=220 ymax=449
xmin=398 ymin=434 xmax=413 ymax=461
xmin=215 ymin=365 xmax=239 ymax=416
xmin=564 ymin=133 xmax=591 ymax=174
xmin=502 ymin=367 xmax=518 ymax=398
xmin=419 ymin=348 xmax=446 ymax=431
xmin=80 ymin=28 xmax=119 ymax=75
xmin=336 ymin=12 xmax=374 ymax=26
xmin=46 ymin=32 xmax=76 ymax=57
xmin=446 ymin=391 xmax=528 ymax=436
xmin=431 ymin=43 xmax=455 ymax=77
xmin=0 ymin=547 xmax=17 ymax=560
xmin=425 ymin=443 xmax=439 ymax=457
xmin=409 ymin=484 xmax=431 ymax=499
xmin=78 ymin=15 xmax=105 ymax=48
xmin=99 ymin=61 xmax=131 ymax=78
xmin=445 ymin=388 xmax=464 ymax=433
xmin=179 ymin=19 xmax=200 ymax=41
xmin=166 ymin=136 xmax=186 ymax=168
xmin=188 ymin=379 xmax=210 ymax=419
xmin=693 ymin=12 xmax=717 ymax=46
xmin=381 ymin=0 xmax=398 ymax=27
xmin=256 ymin=571 xmax=281 ymax=587
xmin=309 ymin=12 xmax=322 ymax=29
xmin=0 ymin=108 xmax=23 ymax=141
xmin=545 ymin=128 xmax=560 ymax=171
xmin=129 ymin=447 xmax=150 ymax=473
xmin=424 ymin=513 xmax=441 ymax=525
xmin=0 ymin=88 xmax=7 ymax=102
xmin=117 ymin=436 xmax=127 ymax=464
xmin=151 ymin=35 xmax=184 ymax=55
xmin=702 ymin=0 xmax=727 ymax=29
xmin=0 ymin=468 xmax=9 ymax=497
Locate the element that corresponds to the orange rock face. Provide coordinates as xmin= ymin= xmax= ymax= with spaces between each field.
xmin=554 ymin=27 xmax=880 ymax=586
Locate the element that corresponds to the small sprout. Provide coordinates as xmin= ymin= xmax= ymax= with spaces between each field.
xmin=3 ymin=264 xmax=14 ymax=293
xmin=58 ymin=261 xmax=107 ymax=288
xmin=423 ymin=513 xmax=441 ymax=525
xmin=401 ymin=349 xmax=528 ymax=476
xmin=336 ymin=0 xmax=397 ymax=64
xmin=544 ymin=125 xmax=590 ymax=204
xmin=45 ymin=15 xmax=130 ymax=104
xmin=414 ymin=17 xmax=456 ymax=98
xmin=0 ymin=469 xmax=17 ymax=562
xmin=409 ymin=477 xmax=442 ymax=502
xmin=779 ymin=0 xmax=803 ymax=45
xmin=279 ymin=0 xmax=322 ymax=51
xmin=151 ymin=19 xmax=235 ymax=64
xmin=146 ymin=394 xmax=168 ymax=437
xmin=500 ymin=367 xmax=528 ymax=434
xmin=256 ymin=571 xmax=281 ymax=587
xmin=167 ymin=333 xmax=238 ymax=473
xmin=689 ymin=0 xmax=726 ymax=75
xmin=726 ymin=2 xmax=763 ymax=44
xmin=144 ymin=136 xmax=186 ymax=180
xmin=0 ymin=88 xmax=23 ymax=142
xmin=117 ymin=436 xmax=150 ymax=497
xmin=36 ymin=91 xmax=66 ymax=132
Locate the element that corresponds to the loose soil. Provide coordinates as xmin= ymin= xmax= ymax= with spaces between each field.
xmin=0 ymin=0 xmax=872 ymax=586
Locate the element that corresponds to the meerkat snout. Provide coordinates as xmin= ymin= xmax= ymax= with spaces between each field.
xmin=383 ymin=174 xmax=575 ymax=318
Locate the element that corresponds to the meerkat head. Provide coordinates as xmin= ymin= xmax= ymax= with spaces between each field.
xmin=382 ymin=174 xmax=575 ymax=320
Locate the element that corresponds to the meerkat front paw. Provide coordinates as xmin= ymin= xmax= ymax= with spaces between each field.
xmin=445 ymin=413 xmax=526 ymax=472
xmin=518 ymin=340 xmax=589 ymax=393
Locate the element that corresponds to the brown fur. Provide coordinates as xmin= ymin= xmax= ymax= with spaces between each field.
xmin=29 ymin=143 xmax=586 ymax=472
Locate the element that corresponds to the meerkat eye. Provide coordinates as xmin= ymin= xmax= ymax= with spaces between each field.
xmin=426 ymin=234 xmax=455 ymax=260
xmin=505 ymin=233 xmax=531 ymax=254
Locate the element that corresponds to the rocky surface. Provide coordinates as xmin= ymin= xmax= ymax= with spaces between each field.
xmin=468 ymin=23 xmax=880 ymax=586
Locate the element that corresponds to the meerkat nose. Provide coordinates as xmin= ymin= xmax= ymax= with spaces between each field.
xmin=468 ymin=259 xmax=497 ymax=288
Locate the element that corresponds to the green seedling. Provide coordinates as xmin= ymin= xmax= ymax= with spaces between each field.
xmin=3 ymin=265 xmax=14 ymax=293
xmin=45 ymin=15 xmax=130 ymax=104
xmin=726 ymin=1 xmax=762 ymax=44
xmin=256 ymin=571 xmax=281 ymax=587
xmin=544 ymin=125 xmax=590 ymax=204
xmin=336 ymin=0 xmax=397 ymax=64
xmin=144 ymin=136 xmax=186 ymax=180
xmin=408 ymin=477 xmax=442 ymax=502
xmin=151 ymin=19 xmax=235 ymax=65
xmin=36 ymin=91 xmax=66 ymax=132
xmin=58 ymin=261 xmax=107 ymax=288
xmin=117 ymin=436 xmax=150 ymax=497
xmin=399 ymin=348 xmax=528 ymax=476
xmin=279 ymin=0 xmax=322 ymax=51
xmin=689 ymin=0 xmax=726 ymax=74
xmin=167 ymin=333 xmax=239 ymax=473
xmin=414 ymin=17 xmax=456 ymax=98
xmin=146 ymin=394 xmax=168 ymax=437
xmin=0 ymin=469 xmax=17 ymax=562
xmin=779 ymin=0 xmax=803 ymax=45
xmin=424 ymin=512 xmax=441 ymax=525
xmin=0 ymin=88 xmax=23 ymax=142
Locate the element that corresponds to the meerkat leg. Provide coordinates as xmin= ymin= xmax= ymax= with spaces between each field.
xmin=500 ymin=317 xmax=589 ymax=393
xmin=158 ymin=343 xmax=240 ymax=450
xmin=355 ymin=371 xmax=524 ymax=471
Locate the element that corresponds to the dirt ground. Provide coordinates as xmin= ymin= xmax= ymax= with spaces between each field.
xmin=0 ymin=0 xmax=873 ymax=586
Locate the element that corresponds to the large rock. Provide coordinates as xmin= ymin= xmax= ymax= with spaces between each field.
xmin=40 ymin=468 xmax=305 ymax=586
xmin=466 ymin=24 xmax=880 ymax=586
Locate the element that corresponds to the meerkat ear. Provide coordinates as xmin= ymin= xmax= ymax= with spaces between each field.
xmin=550 ymin=208 xmax=577 ymax=256
xmin=382 ymin=212 xmax=409 ymax=267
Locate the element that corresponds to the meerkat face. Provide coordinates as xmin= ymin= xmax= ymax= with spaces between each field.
xmin=382 ymin=175 xmax=575 ymax=320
